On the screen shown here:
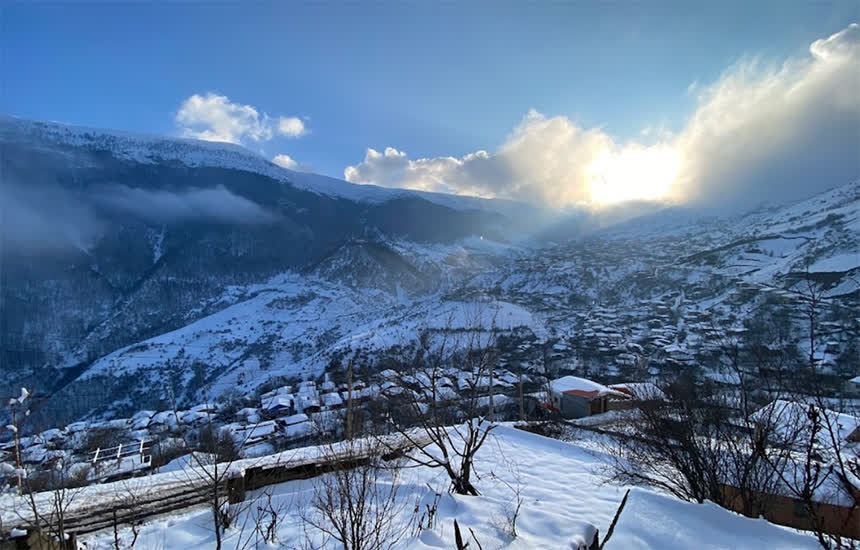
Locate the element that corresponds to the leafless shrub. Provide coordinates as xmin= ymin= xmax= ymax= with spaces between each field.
xmin=410 ymin=484 xmax=442 ymax=536
xmin=302 ymin=437 xmax=409 ymax=550
xmin=499 ymin=471 xmax=525 ymax=538
xmin=252 ymin=489 xmax=288 ymax=545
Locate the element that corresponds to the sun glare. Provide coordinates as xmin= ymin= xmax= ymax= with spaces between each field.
xmin=589 ymin=147 xmax=679 ymax=205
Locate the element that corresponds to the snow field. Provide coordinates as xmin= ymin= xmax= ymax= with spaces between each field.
xmin=81 ymin=425 xmax=818 ymax=550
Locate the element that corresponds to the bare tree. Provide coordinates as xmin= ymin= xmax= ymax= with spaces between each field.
xmin=758 ymin=396 xmax=860 ymax=548
xmin=168 ymin=391 xmax=298 ymax=550
xmin=169 ymin=397 xmax=249 ymax=550
xmin=604 ymin=372 xmax=788 ymax=513
xmin=380 ymin=323 xmax=498 ymax=496
xmin=489 ymin=463 xmax=524 ymax=538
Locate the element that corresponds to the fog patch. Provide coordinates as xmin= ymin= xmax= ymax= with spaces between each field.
xmin=94 ymin=184 xmax=277 ymax=225
xmin=2 ymin=181 xmax=276 ymax=257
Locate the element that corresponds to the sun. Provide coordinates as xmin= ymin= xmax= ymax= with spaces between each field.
xmin=589 ymin=146 xmax=679 ymax=205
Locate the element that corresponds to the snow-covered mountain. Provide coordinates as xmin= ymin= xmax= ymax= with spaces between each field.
xmin=0 ymin=114 xmax=533 ymax=215
xmin=1 ymin=116 xmax=858 ymax=424
xmin=1 ymin=116 xmax=543 ymax=420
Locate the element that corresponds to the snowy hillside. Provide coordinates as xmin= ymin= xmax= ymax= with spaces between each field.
xmin=69 ymin=426 xmax=818 ymax=550
xmin=75 ymin=248 xmax=545 ymax=409
xmin=45 ymin=181 xmax=858 ymax=421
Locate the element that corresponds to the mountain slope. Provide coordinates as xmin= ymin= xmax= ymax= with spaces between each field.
xmin=0 ymin=116 xmax=532 ymax=420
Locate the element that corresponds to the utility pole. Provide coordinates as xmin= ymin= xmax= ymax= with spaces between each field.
xmin=12 ymin=408 xmax=22 ymax=495
xmin=346 ymin=358 xmax=354 ymax=440
xmin=519 ymin=371 xmax=525 ymax=422
xmin=488 ymin=360 xmax=495 ymax=423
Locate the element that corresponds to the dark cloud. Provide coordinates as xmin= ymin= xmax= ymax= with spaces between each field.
xmin=674 ymin=23 xmax=860 ymax=208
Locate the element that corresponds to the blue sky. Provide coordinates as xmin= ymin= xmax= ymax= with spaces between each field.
xmin=3 ymin=1 xmax=858 ymax=207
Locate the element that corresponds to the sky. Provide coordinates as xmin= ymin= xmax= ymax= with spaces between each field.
xmin=2 ymin=1 xmax=859 ymax=209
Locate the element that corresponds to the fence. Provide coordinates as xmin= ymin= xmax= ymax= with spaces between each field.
xmin=89 ymin=441 xmax=153 ymax=481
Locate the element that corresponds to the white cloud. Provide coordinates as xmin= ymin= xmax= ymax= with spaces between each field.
xmin=345 ymin=110 xmax=673 ymax=207
xmin=345 ymin=24 xmax=860 ymax=209
xmin=272 ymin=153 xmax=298 ymax=169
xmin=176 ymin=93 xmax=307 ymax=145
xmin=278 ymin=117 xmax=306 ymax=137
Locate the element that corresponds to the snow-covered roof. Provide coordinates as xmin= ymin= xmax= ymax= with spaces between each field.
xmin=178 ymin=410 xmax=210 ymax=424
xmin=280 ymin=413 xmax=309 ymax=426
xmin=284 ymin=421 xmax=314 ymax=439
xmin=150 ymin=411 xmax=179 ymax=426
xmin=321 ymin=392 xmax=343 ymax=407
xmin=609 ymin=382 xmax=666 ymax=400
xmin=190 ymin=403 xmax=217 ymax=413
xmin=159 ymin=453 xmax=206 ymax=473
xmin=263 ymin=395 xmax=293 ymax=411
xmin=703 ymin=370 xmax=742 ymax=386
xmin=261 ymin=386 xmax=294 ymax=401
xmin=549 ymin=376 xmax=623 ymax=398
xmin=231 ymin=420 xmax=277 ymax=442
xmin=295 ymin=394 xmax=320 ymax=411
xmin=751 ymin=399 xmax=860 ymax=448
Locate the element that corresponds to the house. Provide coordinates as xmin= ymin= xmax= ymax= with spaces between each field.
xmin=277 ymin=413 xmax=314 ymax=441
xmin=277 ymin=413 xmax=309 ymax=428
xmin=230 ymin=420 xmax=278 ymax=446
xmin=148 ymin=411 xmax=180 ymax=433
xmin=295 ymin=393 xmax=321 ymax=414
xmin=751 ymin=399 xmax=860 ymax=451
xmin=130 ymin=410 xmax=156 ymax=430
xmin=191 ymin=402 xmax=217 ymax=413
xmin=261 ymin=386 xmax=295 ymax=412
xmin=702 ymin=370 xmax=742 ymax=386
xmin=236 ymin=407 xmax=261 ymax=424
xmin=548 ymin=376 xmax=625 ymax=419
xmin=262 ymin=394 xmax=294 ymax=414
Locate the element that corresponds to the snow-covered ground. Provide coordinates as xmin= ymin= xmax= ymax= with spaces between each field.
xmin=80 ymin=425 xmax=818 ymax=550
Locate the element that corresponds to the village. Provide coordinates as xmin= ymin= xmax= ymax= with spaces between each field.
xmin=3 ymin=338 xmax=859 ymax=546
